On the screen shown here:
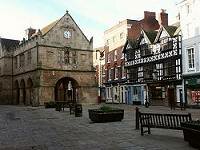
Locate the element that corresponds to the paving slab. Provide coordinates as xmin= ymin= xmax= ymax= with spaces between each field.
xmin=0 ymin=104 xmax=198 ymax=150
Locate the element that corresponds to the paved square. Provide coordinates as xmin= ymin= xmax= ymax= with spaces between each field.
xmin=0 ymin=104 xmax=198 ymax=150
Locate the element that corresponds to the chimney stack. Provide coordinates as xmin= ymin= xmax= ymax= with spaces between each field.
xmin=25 ymin=27 xmax=36 ymax=39
xmin=159 ymin=9 xmax=168 ymax=26
xmin=144 ymin=11 xmax=156 ymax=20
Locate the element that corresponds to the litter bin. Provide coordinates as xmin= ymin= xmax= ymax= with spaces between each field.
xmin=75 ymin=104 xmax=82 ymax=117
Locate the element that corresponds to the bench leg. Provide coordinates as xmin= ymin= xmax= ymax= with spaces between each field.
xmin=148 ymin=126 xmax=151 ymax=134
xmin=70 ymin=107 xmax=72 ymax=114
xmin=141 ymin=126 xmax=144 ymax=136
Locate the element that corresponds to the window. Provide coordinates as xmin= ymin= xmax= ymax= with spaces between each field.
xmin=107 ymin=53 xmax=112 ymax=63
xmin=112 ymin=36 xmax=116 ymax=43
xmin=72 ymin=51 xmax=77 ymax=64
xmin=121 ymin=65 xmax=126 ymax=79
xmin=19 ymin=54 xmax=25 ymax=67
xmin=144 ymin=64 xmax=153 ymax=80
xmin=186 ymin=4 xmax=190 ymax=15
xmin=164 ymin=60 xmax=176 ymax=78
xmin=108 ymin=69 xmax=112 ymax=80
xmin=160 ymin=38 xmax=173 ymax=51
xmin=64 ymin=50 xmax=70 ymax=64
xmin=140 ymin=43 xmax=151 ymax=56
xmin=176 ymin=59 xmax=181 ymax=79
xmin=114 ymin=50 xmax=117 ymax=61
xmin=120 ymin=32 xmax=124 ymax=39
xmin=187 ymin=48 xmax=195 ymax=69
xmin=138 ymin=66 xmax=143 ymax=82
xmin=127 ymin=68 xmax=137 ymax=82
xmin=58 ymin=50 xmax=63 ymax=63
xmin=156 ymin=63 xmax=163 ymax=80
xmin=114 ymin=67 xmax=118 ymax=79
xmin=106 ymin=39 xmax=110 ymax=46
xmin=27 ymin=51 xmax=32 ymax=64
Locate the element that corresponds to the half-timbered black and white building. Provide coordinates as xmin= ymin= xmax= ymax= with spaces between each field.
xmin=123 ymin=26 xmax=182 ymax=106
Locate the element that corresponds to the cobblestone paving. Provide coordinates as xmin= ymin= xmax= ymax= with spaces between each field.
xmin=0 ymin=104 xmax=199 ymax=150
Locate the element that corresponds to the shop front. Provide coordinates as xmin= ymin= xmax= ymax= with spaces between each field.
xmin=184 ymin=75 xmax=200 ymax=106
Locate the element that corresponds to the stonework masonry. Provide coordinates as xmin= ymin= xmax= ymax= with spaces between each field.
xmin=0 ymin=11 xmax=98 ymax=106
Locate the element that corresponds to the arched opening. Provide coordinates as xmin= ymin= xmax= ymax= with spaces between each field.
xmin=14 ymin=80 xmax=20 ymax=105
xmin=27 ymin=78 xmax=33 ymax=106
xmin=20 ymin=79 xmax=26 ymax=105
xmin=55 ymin=77 xmax=79 ymax=103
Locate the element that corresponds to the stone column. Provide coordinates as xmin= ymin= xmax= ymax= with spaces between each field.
xmin=26 ymin=88 xmax=31 ymax=106
xmin=19 ymin=88 xmax=24 ymax=105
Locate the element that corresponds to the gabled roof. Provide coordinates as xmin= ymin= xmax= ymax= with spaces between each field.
xmin=143 ymin=30 xmax=158 ymax=43
xmin=41 ymin=20 xmax=59 ymax=36
xmin=122 ymin=39 xmax=138 ymax=53
xmin=154 ymin=25 xmax=178 ymax=43
xmin=0 ymin=38 xmax=19 ymax=51
xmin=164 ymin=26 xmax=178 ymax=37
xmin=173 ymin=26 xmax=181 ymax=36
xmin=32 ymin=11 xmax=90 ymax=42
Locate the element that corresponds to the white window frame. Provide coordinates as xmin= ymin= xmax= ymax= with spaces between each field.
xmin=108 ymin=69 xmax=111 ymax=81
xmin=114 ymin=50 xmax=117 ymax=61
xmin=121 ymin=65 xmax=126 ymax=79
xmin=114 ymin=67 xmax=118 ymax=80
xmin=187 ymin=47 xmax=195 ymax=71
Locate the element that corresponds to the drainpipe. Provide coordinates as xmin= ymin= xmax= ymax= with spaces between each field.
xmin=11 ymin=53 xmax=14 ymax=105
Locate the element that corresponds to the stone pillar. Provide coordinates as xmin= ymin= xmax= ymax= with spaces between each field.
xmin=19 ymin=88 xmax=24 ymax=105
xmin=26 ymin=88 xmax=31 ymax=106
xmin=31 ymin=88 xmax=39 ymax=107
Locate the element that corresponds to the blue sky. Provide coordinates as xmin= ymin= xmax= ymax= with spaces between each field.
xmin=0 ymin=0 xmax=179 ymax=48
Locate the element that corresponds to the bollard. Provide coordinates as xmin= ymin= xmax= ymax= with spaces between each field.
xmin=135 ymin=107 xmax=140 ymax=130
xmin=75 ymin=104 xmax=82 ymax=117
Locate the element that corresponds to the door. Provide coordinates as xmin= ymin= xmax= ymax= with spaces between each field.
xmin=168 ymin=88 xmax=175 ymax=108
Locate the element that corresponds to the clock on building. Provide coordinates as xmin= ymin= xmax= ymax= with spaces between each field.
xmin=64 ymin=30 xmax=71 ymax=39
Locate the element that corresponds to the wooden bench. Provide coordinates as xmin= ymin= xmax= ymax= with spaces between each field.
xmin=135 ymin=107 xmax=192 ymax=136
xmin=55 ymin=101 xmax=76 ymax=114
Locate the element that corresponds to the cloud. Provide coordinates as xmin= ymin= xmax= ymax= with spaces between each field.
xmin=0 ymin=0 xmax=179 ymax=47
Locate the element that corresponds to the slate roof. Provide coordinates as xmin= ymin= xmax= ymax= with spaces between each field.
xmin=0 ymin=38 xmax=20 ymax=51
xmin=122 ymin=39 xmax=137 ymax=53
xmin=41 ymin=20 xmax=59 ymax=35
xmin=144 ymin=30 xmax=158 ymax=43
xmin=164 ymin=26 xmax=178 ymax=37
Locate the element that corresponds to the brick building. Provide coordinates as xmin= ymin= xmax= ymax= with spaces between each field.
xmin=104 ymin=11 xmax=162 ymax=103
xmin=0 ymin=11 xmax=97 ymax=106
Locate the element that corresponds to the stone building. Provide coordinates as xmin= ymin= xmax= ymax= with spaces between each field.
xmin=178 ymin=0 xmax=200 ymax=106
xmin=0 ymin=11 xmax=97 ymax=106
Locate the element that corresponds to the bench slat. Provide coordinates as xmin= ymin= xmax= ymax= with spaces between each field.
xmin=139 ymin=111 xmax=192 ymax=136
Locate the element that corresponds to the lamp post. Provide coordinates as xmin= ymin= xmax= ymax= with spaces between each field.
xmin=96 ymin=49 xmax=102 ymax=104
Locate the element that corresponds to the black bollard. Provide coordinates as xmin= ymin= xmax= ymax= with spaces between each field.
xmin=135 ymin=107 xmax=140 ymax=130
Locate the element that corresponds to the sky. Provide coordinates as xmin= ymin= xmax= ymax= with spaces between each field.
xmin=0 ymin=0 xmax=180 ymax=48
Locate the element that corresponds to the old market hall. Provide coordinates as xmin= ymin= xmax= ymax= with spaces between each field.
xmin=0 ymin=11 xmax=97 ymax=106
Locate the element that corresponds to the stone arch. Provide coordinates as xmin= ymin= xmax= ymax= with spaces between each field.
xmin=55 ymin=77 xmax=79 ymax=103
xmin=27 ymin=78 xmax=33 ymax=106
xmin=20 ymin=79 xmax=26 ymax=105
xmin=14 ymin=80 xmax=20 ymax=105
